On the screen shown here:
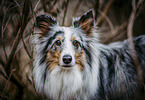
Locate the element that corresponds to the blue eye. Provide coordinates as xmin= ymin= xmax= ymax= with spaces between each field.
xmin=55 ymin=40 xmax=61 ymax=46
xmin=73 ymin=40 xmax=79 ymax=47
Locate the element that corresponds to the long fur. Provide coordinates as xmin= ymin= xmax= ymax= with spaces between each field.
xmin=32 ymin=10 xmax=145 ymax=100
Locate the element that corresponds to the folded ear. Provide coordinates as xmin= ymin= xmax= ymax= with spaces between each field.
xmin=73 ymin=9 xmax=95 ymax=36
xmin=34 ymin=14 xmax=57 ymax=36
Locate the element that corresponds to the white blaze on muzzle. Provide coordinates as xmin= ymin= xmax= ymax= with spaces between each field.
xmin=59 ymin=27 xmax=76 ymax=68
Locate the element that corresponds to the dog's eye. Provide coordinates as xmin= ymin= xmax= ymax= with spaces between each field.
xmin=55 ymin=40 xmax=61 ymax=46
xmin=73 ymin=40 xmax=79 ymax=48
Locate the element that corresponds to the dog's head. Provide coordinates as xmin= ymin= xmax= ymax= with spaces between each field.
xmin=33 ymin=9 xmax=99 ymax=99
xmin=34 ymin=9 xmax=95 ymax=71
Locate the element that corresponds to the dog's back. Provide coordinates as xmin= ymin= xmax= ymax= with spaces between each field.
xmin=97 ymin=35 xmax=145 ymax=100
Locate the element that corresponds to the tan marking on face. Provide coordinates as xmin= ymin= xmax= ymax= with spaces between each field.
xmin=46 ymin=50 xmax=61 ymax=71
xmin=58 ymin=36 xmax=63 ymax=41
xmin=49 ymin=63 xmax=58 ymax=72
xmin=75 ymin=49 xmax=86 ymax=70
xmin=39 ymin=34 xmax=43 ymax=38
xmin=71 ymin=36 xmax=75 ymax=41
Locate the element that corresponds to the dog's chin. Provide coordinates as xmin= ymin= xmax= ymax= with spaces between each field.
xmin=60 ymin=64 xmax=75 ymax=69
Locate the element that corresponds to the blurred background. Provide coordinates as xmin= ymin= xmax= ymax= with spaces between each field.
xmin=0 ymin=0 xmax=145 ymax=100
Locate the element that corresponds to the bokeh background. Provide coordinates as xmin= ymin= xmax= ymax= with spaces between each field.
xmin=0 ymin=0 xmax=145 ymax=100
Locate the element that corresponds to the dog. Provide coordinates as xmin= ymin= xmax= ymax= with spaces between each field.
xmin=32 ymin=9 xmax=145 ymax=100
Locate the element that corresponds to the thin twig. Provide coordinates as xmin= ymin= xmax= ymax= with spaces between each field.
xmin=34 ymin=0 xmax=41 ymax=11
xmin=2 ymin=16 xmax=8 ymax=61
xmin=0 ymin=58 xmax=5 ymax=67
xmin=103 ymin=21 xmax=128 ymax=43
xmin=15 ymin=35 xmax=29 ymax=54
xmin=4 ymin=27 xmax=26 ymax=100
xmin=97 ymin=0 xmax=115 ymax=26
xmin=1 ymin=2 xmax=17 ymax=61
xmin=0 ymin=58 xmax=7 ymax=79
xmin=30 ymin=0 xmax=36 ymax=33
xmin=30 ymin=1 xmax=35 ymax=74
xmin=0 ymin=69 xmax=16 ymax=100
xmin=136 ymin=0 xmax=144 ymax=18
xmin=3 ymin=15 xmax=11 ymax=33
xmin=2 ymin=15 xmax=12 ymax=60
xmin=98 ymin=0 xmax=104 ymax=10
xmin=0 ymin=66 xmax=8 ymax=79
xmin=127 ymin=0 xmax=142 ymax=86
xmin=94 ymin=0 xmax=99 ymax=19
xmin=49 ymin=0 xmax=58 ymax=11
xmin=21 ymin=28 xmax=31 ymax=59
xmin=72 ymin=0 xmax=83 ymax=16
xmin=42 ymin=0 xmax=48 ymax=12
xmin=3 ymin=2 xmax=15 ymax=13
xmin=14 ymin=0 xmax=22 ymax=11
xmin=98 ymin=10 xmax=115 ymax=34
xmin=8 ymin=2 xmax=24 ymax=11
xmin=0 ymin=0 xmax=4 ymax=9
xmin=5 ymin=27 xmax=21 ymax=71
xmin=62 ymin=0 xmax=69 ymax=25
xmin=1 ymin=9 xmax=13 ymax=61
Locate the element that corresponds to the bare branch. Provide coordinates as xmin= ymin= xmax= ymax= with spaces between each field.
xmin=50 ymin=0 xmax=58 ymax=11
xmin=0 ymin=69 xmax=16 ymax=100
xmin=31 ymin=0 xmax=36 ymax=36
xmin=98 ymin=10 xmax=115 ymax=34
xmin=34 ymin=0 xmax=41 ymax=11
xmin=14 ymin=0 xmax=22 ymax=11
xmin=5 ymin=28 xmax=21 ymax=71
xmin=127 ymin=0 xmax=143 ymax=85
xmin=0 ymin=58 xmax=5 ymax=67
xmin=136 ymin=0 xmax=145 ymax=18
xmin=0 ymin=66 xmax=8 ymax=80
xmin=103 ymin=21 xmax=128 ymax=43
xmin=97 ymin=0 xmax=115 ymax=26
xmin=21 ymin=34 xmax=31 ymax=59
xmin=1 ymin=4 xmax=13 ymax=61
xmin=62 ymin=0 xmax=69 ymax=25
xmin=72 ymin=0 xmax=83 ymax=16
xmin=42 ymin=0 xmax=48 ymax=12
xmin=0 ymin=0 xmax=4 ymax=10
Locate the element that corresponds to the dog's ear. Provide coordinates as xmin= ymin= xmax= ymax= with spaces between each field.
xmin=34 ymin=14 xmax=57 ymax=36
xmin=73 ymin=9 xmax=95 ymax=36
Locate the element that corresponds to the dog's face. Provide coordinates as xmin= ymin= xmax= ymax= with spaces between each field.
xmin=34 ymin=9 xmax=95 ymax=72
xmin=46 ymin=28 xmax=86 ymax=71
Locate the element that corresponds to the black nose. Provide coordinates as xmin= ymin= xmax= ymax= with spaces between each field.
xmin=63 ymin=55 xmax=72 ymax=64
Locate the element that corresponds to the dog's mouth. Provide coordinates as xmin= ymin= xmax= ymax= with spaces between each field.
xmin=60 ymin=64 xmax=74 ymax=69
xmin=63 ymin=65 xmax=71 ymax=67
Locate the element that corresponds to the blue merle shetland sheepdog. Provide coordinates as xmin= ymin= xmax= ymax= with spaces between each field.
xmin=32 ymin=9 xmax=145 ymax=100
